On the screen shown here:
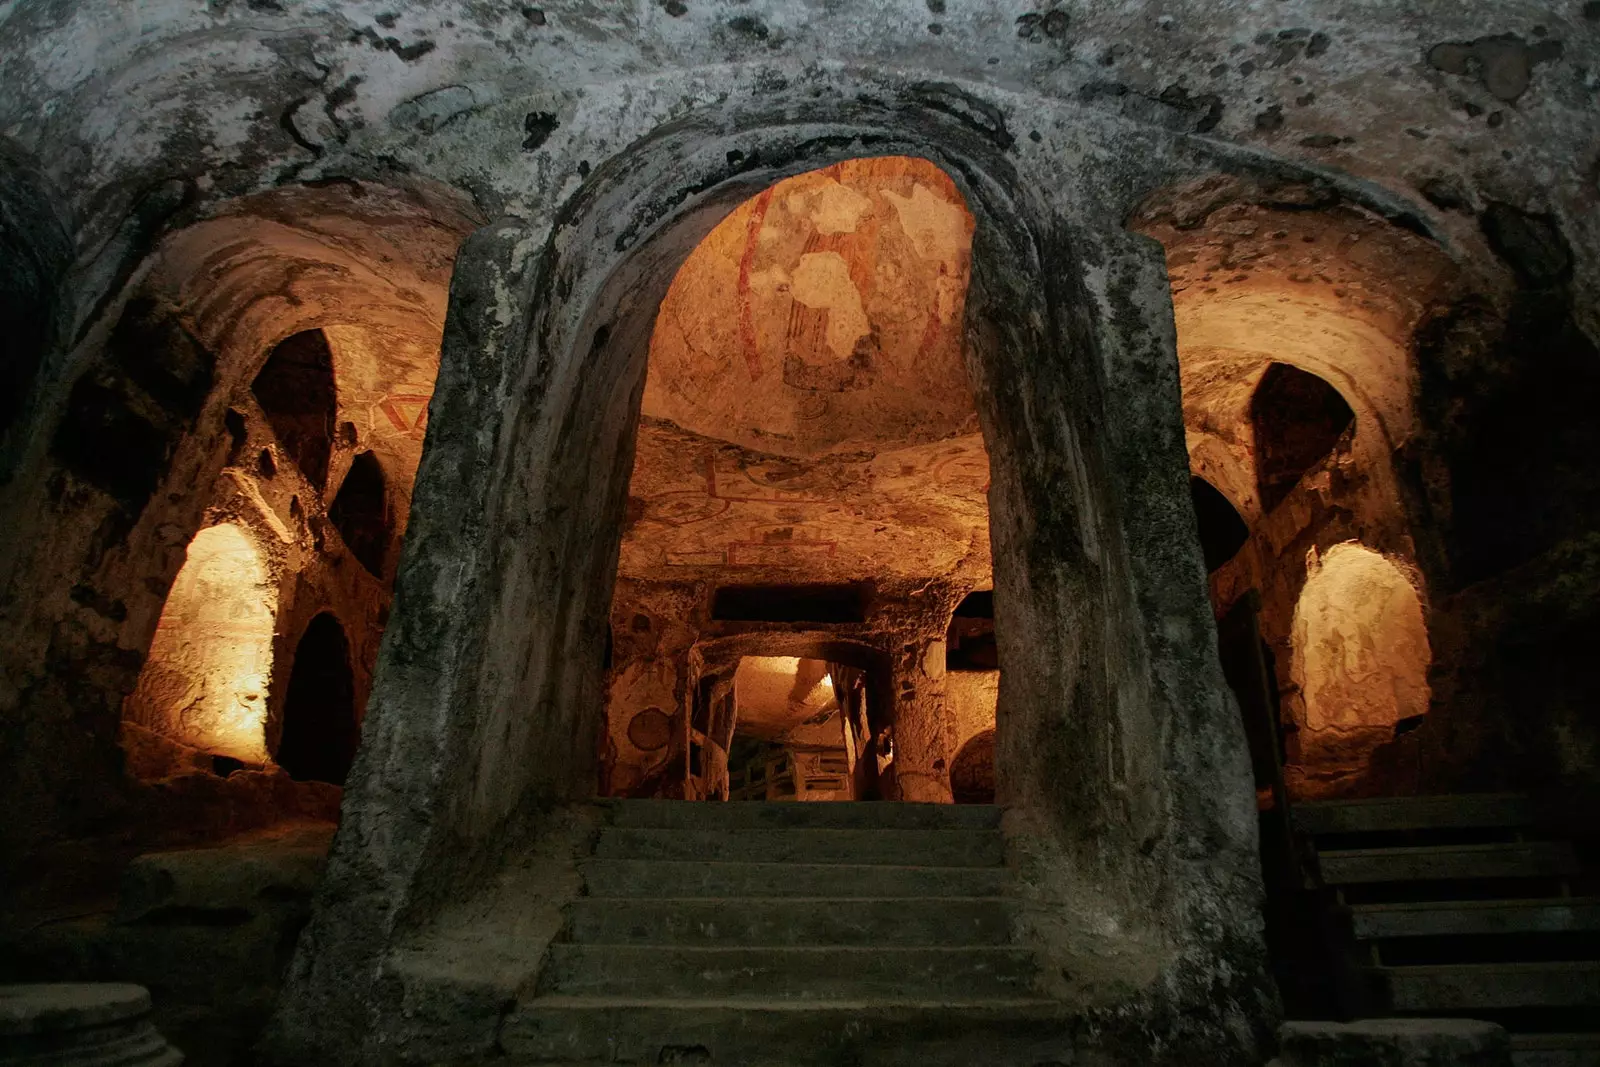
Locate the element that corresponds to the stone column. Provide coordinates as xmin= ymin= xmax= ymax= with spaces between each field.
xmin=888 ymin=636 xmax=954 ymax=803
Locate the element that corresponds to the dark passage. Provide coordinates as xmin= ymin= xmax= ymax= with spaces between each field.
xmin=1251 ymin=362 xmax=1354 ymax=512
xmin=329 ymin=451 xmax=391 ymax=577
xmin=252 ymin=329 xmax=337 ymax=490
xmin=1191 ymin=477 xmax=1250 ymax=573
xmin=277 ymin=612 xmax=359 ymax=785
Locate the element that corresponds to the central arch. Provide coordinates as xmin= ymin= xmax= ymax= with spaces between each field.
xmin=271 ymin=85 xmax=1267 ymax=1066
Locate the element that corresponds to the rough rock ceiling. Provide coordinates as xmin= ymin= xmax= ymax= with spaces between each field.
xmin=621 ymin=157 xmax=992 ymax=585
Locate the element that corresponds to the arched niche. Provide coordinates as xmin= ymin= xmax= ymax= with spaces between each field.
xmin=1190 ymin=476 xmax=1250 ymax=573
xmin=124 ymin=523 xmax=275 ymax=764
xmin=1251 ymin=362 xmax=1354 ymax=512
xmin=1290 ymin=542 xmax=1430 ymax=789
xmin=276 ymin=612 xmax=359 ymax=786
xmin=252 ymin=328 xmax=336 ymax=490
xmin=329 ymin=451 xmax=391 ymax=577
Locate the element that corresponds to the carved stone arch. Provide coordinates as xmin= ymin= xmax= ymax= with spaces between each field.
xmin=269 ymin=78 xmax=1265 ymax=1065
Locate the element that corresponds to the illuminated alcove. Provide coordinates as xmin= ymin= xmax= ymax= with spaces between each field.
xmin=276 ymin=612 xmax=359 ymax=785
xmin=124 ymin=523 xmax=275 ymax=764
xmin=1291 ymin=542 xmax=1430 ymax=791
xmin=602 ymin=156 xmax=994 ymax=803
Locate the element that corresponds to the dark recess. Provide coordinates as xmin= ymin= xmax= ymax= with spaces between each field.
xmin=328 ymin=451 xmax=391 ymax=577
xmin=252 ymin=330 xmax=336 ymax=490
xmin=711 ymin=583 xmax=866 ymax=623
xmin=1252 ymin=362 xmax=1354 ymax=512
xmin=276 ymin=612 xmax=360 ymax=786
xmin=947 ymin=590 xmax=998 ymax=671
xmin=1191 ymin=477 xmax=1250 ymax=572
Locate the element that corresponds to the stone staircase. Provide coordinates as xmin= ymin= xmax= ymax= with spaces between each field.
xmin=500 ymin=799 xmax=1075 ymax=1066
xmin=1294 ymin=794 xmax=1600 ymax=1067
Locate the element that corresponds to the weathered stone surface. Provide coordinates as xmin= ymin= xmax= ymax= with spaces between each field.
xmin=1275 ymin=1018 xmax=1511 ymax=1067
xmin=0 ymin=984 xmax=183 ymax=1066
xmin=0 ymin=1 xmax=1595 ymax=1064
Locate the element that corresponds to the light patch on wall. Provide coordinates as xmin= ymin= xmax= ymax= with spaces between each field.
xmin=1294 ymin=542 xmax=1430 ymax=737
xmin=789 ymin=251 xmax=870 ymax=359
xmin=125 ymin=523 xmax=276 ymax=763
xmin=881 ymin=183 xmax=970 ymax=268
xmin=792 ymin=178 xmax=873 ymax=235
xmin=641 ymin=155 xmax=976 ymax=457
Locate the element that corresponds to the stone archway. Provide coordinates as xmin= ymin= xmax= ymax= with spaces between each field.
xmin=269 ymin=85 xmax=1265 ymax=1066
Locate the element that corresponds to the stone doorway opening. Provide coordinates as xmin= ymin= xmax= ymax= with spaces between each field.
xmin=270 ymin=93 xmax=1268 ymax=1063
xmin=600 ymin=156 xmax=998 ymax=805
xmin=724 ymin=655 xmax=857 ymax=801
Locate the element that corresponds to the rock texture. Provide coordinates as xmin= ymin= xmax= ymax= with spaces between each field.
xmin=1273 ymin=1018 xmax=1511 ymax=1067
xmin=0 ymin=1 xmax=1595 ymax=1064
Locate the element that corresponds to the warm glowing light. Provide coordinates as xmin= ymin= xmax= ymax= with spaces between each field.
xmin=125 ymin=524 xmax=276 ymax=762
xmin=1294 ymin=542 xmax=1430 ymax=737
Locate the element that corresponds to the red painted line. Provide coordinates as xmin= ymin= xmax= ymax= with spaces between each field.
xmin=737 ymin=187 xmax=775 ymax=381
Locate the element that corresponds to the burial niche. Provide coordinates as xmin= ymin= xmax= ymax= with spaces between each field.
xmin=329 ymin=451 xmax=391 ymax=577
xmin=1252 ymin=362 xmax=1354 ymax=512
xmin=276 ymin=612 xmax=360 ymax=785
xmin=603 ymin=156 xmax=994 ymax=803
xmin=125 ymin=523 xmax=275 ymax=765
xmin=252 ymin=329 xmax=336 ymax=490
xmin=1290 ymin=543 xmax=1430 ymax=794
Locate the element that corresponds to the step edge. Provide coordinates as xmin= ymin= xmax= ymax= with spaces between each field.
xmin=1350 ymin=897 xmax=1600 ymax=913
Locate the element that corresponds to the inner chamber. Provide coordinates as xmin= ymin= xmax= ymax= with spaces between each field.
xmin=601 ymin=157 xmax=998 ymax=803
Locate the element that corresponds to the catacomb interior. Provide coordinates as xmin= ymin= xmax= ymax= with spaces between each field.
xmin=3 ymin=6 xmax=1599 ymax=1066
xmin=603 ymin=157 xmax=998 ymax=806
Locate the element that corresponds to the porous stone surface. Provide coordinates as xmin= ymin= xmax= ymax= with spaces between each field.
xmin=0 ymin=1 xmax=1596 ymax=1064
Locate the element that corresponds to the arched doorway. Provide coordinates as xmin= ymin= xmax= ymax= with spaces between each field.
xmin=1290 ymin=542 xmax=1430 ymax=796
xmin=1190 ymin=477 xmax=1249 ymax=573
xmin=600 ymin=157 xmax=991 ymax=804
xmin=125 ymin=523 xmax=275 ymax=765
xmin=273 ymin=96 xmax=1266 ymax=1066
xmin=276 ymin=612 xmax=359 ymax=785
xmin=1251 ymin=362 xmax=1355 ymax=511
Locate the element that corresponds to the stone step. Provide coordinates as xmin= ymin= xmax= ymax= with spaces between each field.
xmin=1350 ymin=897 xmax=1600 ymax=940
xmin=541 ymin=944 xmax=1037 ymax=1000
xmin=1319 ymin=842 xmax=1580 ymax=885
xmin=606 ymin=799 xmax=1004 ymax=831
xmin=594 ymin=827 xmax=1005 ymax=867
xmin=501 ymin=997 xmax=1074 ymax=1066
xmin=564 ymin=896 xmax=1015 ymax=947
xmin=1376 ymin=961 xmax=1600 ymax=1012
xmin=581 ymin=859 xmax=1011 ymax=899
xmin=1293 ymin=793 xmax=1536 ymax=837
xmin=1511 ymin=1032 xmax=1600 ymax=1067
xmin=1274 ymin=1019 xmax=1510 ymax=1067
